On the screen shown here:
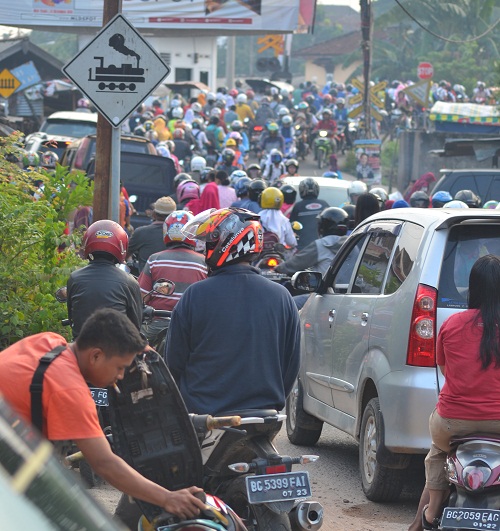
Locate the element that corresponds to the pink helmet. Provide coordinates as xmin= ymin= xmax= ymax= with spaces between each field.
xmin=177 ymin=180 xmax=200 ymax=204
xmin=229 ymin=131 xmax=242 ymax=142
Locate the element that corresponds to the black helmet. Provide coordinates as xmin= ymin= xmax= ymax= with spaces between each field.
xmin=299 ymin=177 xmax=320 ymax=199
xmin=285 ymin=158 xmax=299 ymax=170
xmin=222 ymin=148 xmax=235 ymax=165
xmin=317 ymin=207 xmax=349 ymax=237
xmin=454 ymin=189 xmax=481 ymax=208
xmin=342 ymin=203 xmax=356 ymax=230
xmin=248 ymin=179 xmax=267 ymax=202
xmin=409 ymin=190 xmax=430 ymax=208
xmin=280 ymin=184 xmax=297 ymax=205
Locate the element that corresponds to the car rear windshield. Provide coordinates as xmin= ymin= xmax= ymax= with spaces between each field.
xmin=42 ymin=119 xmax=97 ymax=138
xmin=438 ymin=224 xmax=500 ymax=309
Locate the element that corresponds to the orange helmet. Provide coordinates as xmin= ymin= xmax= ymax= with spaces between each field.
xmin=181 ymin=208 xmax=263 ymax=269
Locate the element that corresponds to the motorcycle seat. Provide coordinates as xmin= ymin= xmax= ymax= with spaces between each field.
xmin=217 ymin=408 xmax=279 ymax=418
xmin=450 ymin=433 xmax=500 ymax=446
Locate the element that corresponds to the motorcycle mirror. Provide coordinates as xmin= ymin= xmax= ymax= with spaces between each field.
xmin=128 ymin=194 xmax=137 ymax=203
xmin=291 ymin=221 xmax=303 ymax=231
xmin=55 ymin=286 xmax=67 ymax=303
xmin=116 ymin=263 xmax=131 ymax=274
xmin=153 ymin=279 xmax=176 ymax=296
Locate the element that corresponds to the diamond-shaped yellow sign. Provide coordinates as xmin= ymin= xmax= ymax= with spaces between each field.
xmin=0 ymin=69 xmax=21 ymax=98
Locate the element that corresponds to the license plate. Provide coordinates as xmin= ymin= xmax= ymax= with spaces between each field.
xmin=441 ymin=507 xmax=500 ymax=530
xmin=245 ymin=471 xmax=311 ymax=504
xmin=89 ymin=388 xmax=109 ymax=407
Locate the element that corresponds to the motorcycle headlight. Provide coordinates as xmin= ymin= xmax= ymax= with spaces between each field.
xmin=462 ymin=465 xmax=491 ymax=491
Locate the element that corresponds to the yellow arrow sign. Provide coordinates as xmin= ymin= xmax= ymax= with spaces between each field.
xmin=351 ymin=78 xmax=364 ymax=92
xmin=370 ymin=107 xmax=384 ymax=121
xmin=348 ymin=93 xmax=363 ymax=106
xmin=348 ymin=105 xmax=363 ymax=119
xmin=348 ymin=104 xmax=384 ymax=121
xmin=370 ymin=92 xmax=385 ymax=109
xmin=0 ymin=69 xmax=21 ymax=98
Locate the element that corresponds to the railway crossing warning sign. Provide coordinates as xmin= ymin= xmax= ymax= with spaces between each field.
xmin=63 ymin=14 xmax=171 ymax=128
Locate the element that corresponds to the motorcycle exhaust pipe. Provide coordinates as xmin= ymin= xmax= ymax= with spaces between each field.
xmin=289 ymin=501 xmax=324 ymax=531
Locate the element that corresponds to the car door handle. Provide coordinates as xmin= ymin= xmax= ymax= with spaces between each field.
xmin=328 ymin=309 xmax=336 ymax=327
xmin=361 ymin=312 xmax=369 ymax=326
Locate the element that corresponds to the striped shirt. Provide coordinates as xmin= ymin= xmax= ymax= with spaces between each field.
xmin=138 ymin=247 xmax=208 ymax=311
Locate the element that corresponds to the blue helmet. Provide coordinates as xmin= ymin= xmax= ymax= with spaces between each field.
xmin=322 ymin=171 xmax=338 ymax=179
xmin=230 ymin=170 xmax=248 ymax=187
xmin=431 ymin=190 xmax=453 ymax=208
xmin=234 ymin=176 xmax=251 ymax=198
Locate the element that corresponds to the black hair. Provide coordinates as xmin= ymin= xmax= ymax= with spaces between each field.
xmin=468 ymin=254 xmax=500 ymax=369
xmin=76 ymin=309 xmax=147 ymax=357
xmin=354 ymin=193 xmax=380 ymax=227
xmin=216 ymin=170 xmax=230 ymax=186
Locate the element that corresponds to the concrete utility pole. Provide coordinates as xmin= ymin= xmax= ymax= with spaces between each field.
xmin=226 ymin=36 xmax=236 ymax=89
xmin=360 ymin=0 xmax=372 ymax=138
xmin=93 ymin=0 xmax=122 ymax=222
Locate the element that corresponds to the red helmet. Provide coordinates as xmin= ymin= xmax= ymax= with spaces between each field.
xmin=229 ymin=88 xmax=238 ymax=97
xmin=83 ymin=220 xmax=128 ymax=263
xmin=163 ymin=210 xmax=196 ymax=247
xmin=245 ymin=89 xmax=255 ymax=99
xmin=182 ymin=208 xmax=263 ymax=269
xmin=177 ymin=179 xmax=200 ymax=204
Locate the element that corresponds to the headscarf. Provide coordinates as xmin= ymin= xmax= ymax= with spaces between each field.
xmin=404 ymin=172 xmax=436 ymax=202
xmin=198 ymin=182 xmax=220 ymax=212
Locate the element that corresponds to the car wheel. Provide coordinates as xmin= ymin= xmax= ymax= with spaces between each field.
xmin=286 ymin=379 xmax=323 ymax=446
xmin=359 ymin=397 xmax=405 ymax=502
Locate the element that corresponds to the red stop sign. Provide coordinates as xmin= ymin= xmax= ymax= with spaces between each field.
xmin=417 ymin=62 xmax=433 ymax=79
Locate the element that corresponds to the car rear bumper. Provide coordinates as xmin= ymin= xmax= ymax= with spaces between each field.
xmin=377 ymin=367 xmax=439 ymax=454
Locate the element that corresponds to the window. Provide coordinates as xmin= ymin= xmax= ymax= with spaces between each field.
xmin=352 ymin=232 xmax=397 ymax=294
xmin=438 ymin=225 xmax=500 ymax=309
xmin=385 ymin=223 xmax=424 ymax=295
xmin=328 ymin=235 xmax=368 ymax=294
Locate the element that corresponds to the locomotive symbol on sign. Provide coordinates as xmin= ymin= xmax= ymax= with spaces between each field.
xmin=88 ymin=33 xmax=145 ymax=93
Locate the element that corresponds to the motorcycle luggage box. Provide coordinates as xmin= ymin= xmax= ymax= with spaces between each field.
xmin=108 ymin=350 xmax=203 ymax=522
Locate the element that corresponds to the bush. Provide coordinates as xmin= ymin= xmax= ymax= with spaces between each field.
xmin=0 ymin=134 xmax=92 ymax=347
xmin=341 ymin=150 xmax=357 ymax=174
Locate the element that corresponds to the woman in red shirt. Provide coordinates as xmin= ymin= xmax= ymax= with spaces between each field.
xmin=421 ymin=254 xmax=500 ymax=529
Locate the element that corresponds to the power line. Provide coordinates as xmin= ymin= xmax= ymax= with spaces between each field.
xmin=394 ymin=0 xmax=500 ymax=43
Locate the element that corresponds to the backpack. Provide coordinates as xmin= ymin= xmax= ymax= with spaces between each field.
xmin=255 ymin=105 xmax=275 ymax=126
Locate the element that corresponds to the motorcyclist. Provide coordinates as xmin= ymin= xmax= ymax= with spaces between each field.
xmin=410 ymin=190 xmax=430 ymax=208
xmin=276 ymin=206 xmax=348 ymax=276
xmin=246 ymin=163 xmax=262 ymax=180
xmin=369 ymin=187 xmax=389 ymax=210
xmin=215 ymin=148 xmax=240 ymax=174
xmin=348 ymin=180 xmax=368 ymax=205
xmin=217 ymin=138 xmax=243 ymax=169
xmin=254 ymin=96 xmax=275 ymax=126
xmin=281 ymin=158 xmax=299 ymax=179
xmin=127 ymin=196 xmax=177 ymax=272
xmin=454 ymin=189 xmax=482 ymax=208
xmin=172 ymin=128 xmax=193 ymax=168
xmin=176 ymin=179 xmax=200 ymax=210
xmin=334 ymin=97 xmax=352 ymax=148
xmin=280 ymin=184 xmax=297 ymax=218
xmin=259 ymin=121 xmax=286 ymax=158
xmin=289 ymin=177 xmax=329 ymax=250
xmin=67 ymin=220 xmax=143 ymax=338
xmin=166 ymin=207 xmax=300 ymax=415
xmin=235 ymin=93 xmax=255 ymax=122
xmin=259 ymin=187 xmax=297 ymax=248
xmin=431 ymin=191 xmax=453 ymax=208
xmin=262 ymin=148 xmax=286 ymax=185
xmin=231 ymin=177 xmax=263 ymax=213
xmin=313 ymin=108 xmax=337 ymax=159
xmin=228 ymin=120 xmax=250 ymax=157
xmin=138 ymin=211 xmax=208 ymax=345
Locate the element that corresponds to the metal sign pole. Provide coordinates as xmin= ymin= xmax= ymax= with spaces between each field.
xmin=110 ymin=126 xmax=121 ymax=222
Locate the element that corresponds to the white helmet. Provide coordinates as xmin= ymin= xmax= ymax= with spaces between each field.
xmin=210 ymin=107 xmax=222 ymax=117
xmin=192 ymin=102 xmax=202 ymax=113
xmin=172 ymin=107 xmax=184 ymax=119
xmin=349 ymin=180 xmax=368 ymax=196
xmin=444 ymin=200 xmax=469 ymax=209
xmin=236 ymin=93 xmax=247 ymax=104
xmin=207 ymin=92 xmax=216 ymax=101
xmin=191 ymin=156 xmax=207 ymax=172
xmin=278 ymin=107 xmax=290 ymax=117
xmin=171 ymin=98 xmax=181 ymax=108
xmin=336 ymin=97 xmax=346 ymax=105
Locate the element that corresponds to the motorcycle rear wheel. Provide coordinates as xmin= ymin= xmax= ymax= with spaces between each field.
xmin=317 ymin=149 xmax=324 ymax=169
xmin=226 ymin=477 xmax=291 ymax=531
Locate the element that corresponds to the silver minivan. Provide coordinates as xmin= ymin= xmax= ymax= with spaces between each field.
xmin=287 ymin=208 xmax=500 ymax=502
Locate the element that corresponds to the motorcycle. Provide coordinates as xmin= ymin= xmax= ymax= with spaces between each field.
xmin=438 ymin=434 xmax=500 ymax=530
xmin=250 ymin=124 xmax=265 ymax=157
xmin=314 ymin=131 xmax=334 ymax=170
xmin=200 ymin=410 xmax=323 ymax=531
xmin=334 ymin=124 xmax=347 ymax=155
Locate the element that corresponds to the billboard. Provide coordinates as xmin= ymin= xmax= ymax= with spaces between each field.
xmin=0 ymin=0 xmax=309 ymax=33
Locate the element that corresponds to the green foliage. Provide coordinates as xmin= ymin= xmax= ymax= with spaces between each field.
xmin=381 ymin=140 xmax=399 ymax=175
xmin=341 ymin=150 xmax=357 ymax=174
xmin=0 ymin=134 xmax=91 ymax=347
xmin=29 ymin=30 xmax=78 ymax=63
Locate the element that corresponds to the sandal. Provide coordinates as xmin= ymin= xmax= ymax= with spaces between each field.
xmin=422 ymin=505 xmax=440 ymax=530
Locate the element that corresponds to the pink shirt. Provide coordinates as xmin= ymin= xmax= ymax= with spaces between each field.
xmin=437 ymin=309 xmax=500 ymax=420
xmin=218 ymin=185 xmax=237 ymax=209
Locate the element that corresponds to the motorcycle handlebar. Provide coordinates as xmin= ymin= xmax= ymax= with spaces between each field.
xmin=206 ymin=415 xmax=241 ymax=430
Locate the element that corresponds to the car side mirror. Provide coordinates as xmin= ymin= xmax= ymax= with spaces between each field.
xmin=291 ymin=271 xmax=322 ymax=293
xmin=55 ymin=286 xmax=67 ymax=303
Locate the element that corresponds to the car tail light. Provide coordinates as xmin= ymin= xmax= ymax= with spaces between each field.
xmin=265 ymin=464 xmax=287 ymax=474
xmin=74 ymin=137 xmax=90 ymax=169
xmin=406 ymin=284 xmax=437 ymax=367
